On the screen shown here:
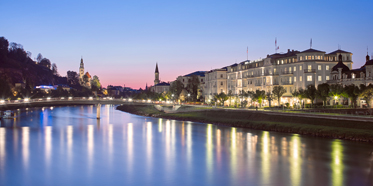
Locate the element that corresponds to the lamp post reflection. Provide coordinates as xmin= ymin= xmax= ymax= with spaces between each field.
xmin=206 ymin=124 xmax=213 ymax=184
xmin=331 ymin=140 xmax=344 ymax=186
xmin=230 ymin=128 xmax=237 ymax=184
xmin=22 ymin=127 xmax=30 ymax=169
xmin=0 ymin=128 xmax=5 ymax=171
xmin=290 ymin=135 xmax=302 ymax=186
xmin=127 ymin=123 xmax=133 ymax=176
xmin=146 ymin=122 xmax=152 ymax=177
xmin=87 ymin=125 xmax=94 ymax=172
xmin=45 ymin=126 xmax=52 ymax=167
xmin=67 ymin=125 xmax=73 ymax=166
xmin=261 ymin=131 xmax=270 ymax=185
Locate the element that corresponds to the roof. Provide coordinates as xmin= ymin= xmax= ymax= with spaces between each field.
xmin=85 ymin=72 xmax=91 ymax=79
xmin=155 ymin=82 xmax=170 ymax=86
xmin=268 ymin=50 xmax=300 ymax=59
xmin=364 ymin=59 xmax=373 ymax=66
xmin=331 ymin=59 xmax=350 ymax=72
xmin=299 ymin=48 xmax=325 ymax=54
xmin=327 ymin=49 xmax=352 ymax=55
xmin=183 ymin=71 xmax=207 ymax=77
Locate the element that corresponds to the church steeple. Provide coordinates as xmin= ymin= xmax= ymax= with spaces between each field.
xmin=79 ymin=57 xmax=85 ymax=84
xmin=154 ymin=63 xmax=160 ymax=85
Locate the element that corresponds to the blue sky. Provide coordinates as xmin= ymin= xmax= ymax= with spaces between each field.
xmin=1 ymin=0 xmax=372 ymax=88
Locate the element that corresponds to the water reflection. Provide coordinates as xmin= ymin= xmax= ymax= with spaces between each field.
xmin=290 ymin=135 xmax=302 ymax=186
xmin=0 ymin=128 xmax=5 ymax=170
xmin=0 ymin=106 xmax=372 ymax=186
xmin=331 ymin=140 xmax=344 ymax=186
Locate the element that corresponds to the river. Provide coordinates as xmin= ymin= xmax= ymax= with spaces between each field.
xmin=0 ymin=105 xmax=372 ymax=186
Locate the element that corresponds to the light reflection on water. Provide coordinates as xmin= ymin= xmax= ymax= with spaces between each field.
xmin=0 ymin=105 xmax=372 ymax=186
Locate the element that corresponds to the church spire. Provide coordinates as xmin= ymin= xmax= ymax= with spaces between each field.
xmin=155 ymin=63 xmax=159 ymax=73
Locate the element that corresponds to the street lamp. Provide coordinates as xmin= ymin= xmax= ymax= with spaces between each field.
xmin=187 ymin=93 xmax=190 ymax=103
xmin=172 ymin=94 xmax=174 ymax=103
xmin=334 ymin=96 xmax=338 ymax=108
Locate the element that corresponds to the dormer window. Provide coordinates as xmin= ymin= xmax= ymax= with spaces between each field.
xmin=300 ymin=56 xmax=303 ymax=61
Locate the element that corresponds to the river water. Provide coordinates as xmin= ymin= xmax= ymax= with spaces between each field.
xmin=0 ymin=105 xmax=372 ymax=186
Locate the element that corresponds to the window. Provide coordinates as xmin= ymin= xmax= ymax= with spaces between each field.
xmin=300 ymin=76 xmax=302 ymax=81
xmin=300 ymin=56 xmax=303 ymax=61
xmin=294 ymin=77 xmax=296 ymax=82
xmin=221 ymin=82 xmax=223 ymax=86
xmin=221 ymin=89 xmax=223 ymax=93
xmin=293 ymin=66 xmax=296 ymax=71
xmin=326 ymin=76 xmax=330 ymax=80
xmin=307 ymin=75 xmax=312 ymax=81
xmin=318 ymin=65 xmax=321 ymax=70
xmin=201 ymin=79 xmax=203 ymax=82
xmin=326 ymin=65 xmax=329 ymax=71
xmin=277 ymin=60 xmax=279 ymax=64
xmin=308 ymin=65 xmax=312 ymax=70
xmin=220 ymin=74 xmax=223 ymax=78
xmin=352 ymin=74 xmax=355 ymax=79
xmin=281 ymin=60 xmax=284 ymax=64
xmin=318 ymin=76 xmax=322 ymax=81
xmin=299 ymin=65 xmax=302 ymax=71
xmin=312 ymin=56 xmax=314 ymax=60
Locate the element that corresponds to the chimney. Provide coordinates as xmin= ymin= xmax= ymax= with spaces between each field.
xmin=288 ymin=49 xmax=290 ymax=53
xmin=367 ymin=54 xmax=370 ymax=62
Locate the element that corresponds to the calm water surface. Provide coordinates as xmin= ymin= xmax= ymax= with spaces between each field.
xmin=0 ymin=105 xmax=372 ymax=186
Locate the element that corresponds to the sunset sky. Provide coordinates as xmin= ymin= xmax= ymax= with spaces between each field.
xmin=1 ymin=0 xmax=372 ymax=89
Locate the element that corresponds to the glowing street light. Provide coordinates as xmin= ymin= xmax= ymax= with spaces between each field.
xmin=24 ymin=98 xmax=30 ymax=102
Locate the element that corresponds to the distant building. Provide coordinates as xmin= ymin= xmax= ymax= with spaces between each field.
xmin=79 ymin=58 xmax=92 ymax=88
xmin=203 ymin=68 xmax=228 ymax=101
xmin=176 ymin=71 xmax=206 ymax=99
xmin=151 ymin=63 xmax=170 ymax=94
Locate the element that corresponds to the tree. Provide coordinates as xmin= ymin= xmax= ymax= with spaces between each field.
xmin=8 ymin=42 xmax=27 ymax=62
xmin=305 ymin=84 xmax=317 ymax=107
xmin=83 ymin=74 xmax=90 ymax=86
xmin=169 ymin=80 xmax=183 ymax=101
xmin=272 ymin=86 xmax=286 ymax=106
xmin=36 ymin=53 xmax=43 ymax=63
xmin=343 ymin=84 xmax=360 ymax=108
xmin=360 ymin=85 xmax=373 ymax=107
xmin=39 ymin=58 xmax=51 ymax=69
xmin=0 ymin=76 xmax=13 ymax=99
xmin=227 ymin=90 xmax=233 ymax=107
xmin=316 ymin=83 xmax=330 ymax=106
xmin=292 ymin=88 xmax=306 ymax=109
xmin=329 ymin=84 xmax=344 ymax=105
xmin=0 ymin=37 xmax=9 ymax=58
xmin=67 ymin=71 xmax=79 ymax=85
xmin=52 ymin=63 xmax=58 ymax=76
xmin=239 ymin=90 xmax=249 ymax=108
xmin=214 ymin=92 xmax=228 ymax=106
xmin=186 ymin=75 xmax=200 ymax=101
xmin=91 ymin=75 xmax=101 ymax=91
xmin=252 ymin=89 xmax=266 ymax=107
xmin=266 ymin=92 xmax=274 ymax=107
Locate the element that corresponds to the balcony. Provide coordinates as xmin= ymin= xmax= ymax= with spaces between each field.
xmin=304 ymin=69 xmax=316 ymax=73
xmin=281 ymin=71 xmax=293 ymax=75
xmin=273 ymin=82 xmax=279 ymax=85
xmin=255 ymin=83 xmax=262 ymax=86
xmin=281 ymin=81 xmax=293 ymax=85
xmin=273 ymin=72 xmax=279 ymax=76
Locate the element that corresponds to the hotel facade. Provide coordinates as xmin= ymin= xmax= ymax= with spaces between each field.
xmin=204 ymin=48 xmax=355 ymax=106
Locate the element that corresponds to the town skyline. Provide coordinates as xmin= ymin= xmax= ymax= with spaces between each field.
xmin=2 ymin=0 xmax=372 ymax=89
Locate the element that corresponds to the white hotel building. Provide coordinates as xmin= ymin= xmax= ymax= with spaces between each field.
xmin=204 ymin=48 xmax=353 ymax=105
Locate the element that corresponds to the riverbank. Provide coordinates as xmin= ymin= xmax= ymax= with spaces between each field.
xmin=116 ymin=103 xmax=373 ymax=142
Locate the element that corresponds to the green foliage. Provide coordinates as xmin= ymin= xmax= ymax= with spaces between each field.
xmin=360 ymin=84 xmax=373 ymax=107
xmin=316 ymin=83 xmax=330 ymax=106
xmin=91 ymin=75 xmax=101 ymax=91
xmin=169 ymin=80 xmax=183 ymax=100
xmin=305 ymin=84 xmax=317 ymax=107
xmin=186 ymin=75 xmax=200 ymax=101
xmin=214 ymin=92 xmax=228 ymax=106
xmin=272 ymin=86 xmax=286 ymax=105
xmin=343 ymin=84 xmax=361 ymax=108
xmin=265 ymin=92 xmax=274 ymax=107
xmin=67 ymin=71 xmax=79 ymax=85
xmin=252 ymin=89 xmax=266 ymax=107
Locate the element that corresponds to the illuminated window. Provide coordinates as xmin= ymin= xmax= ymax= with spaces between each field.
xmin=318 ymin=65 xmax=321 ymax=70
xmin=293 ymin=66 xmax=296 ymax=71
xmin=294 ymin=77 xmax=296 ymax=82
xmin=352 ymin=74 xmax=355 ymax=79
xmin=300 ymin=56 xmax=303 ymax=61
xmin=308 ymin=65 xmax=312 ymax=70
xmin=299 ymin=65 xmax=302 ymax=71
xmin=289 ymin=67 xmax=291 ymax=72
xmin=307 ymin=75 xmax=312 ymax=81
xmin=326 ymin=65 xmax=329 ymax=71
xmin=326 ymin=76 xmax=329 ymax=80
xmin=300 ymin=76 xmax=302 ymax=81
xmin=281 ymin=60 xmax=284 ymax=64
xmin=318 ymin=76 xmax=322 ymax=81
xmin=312 ymin=56 xmax=314 ymax=60
xmin=277 ymin=60 xmax=279 ymax=64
